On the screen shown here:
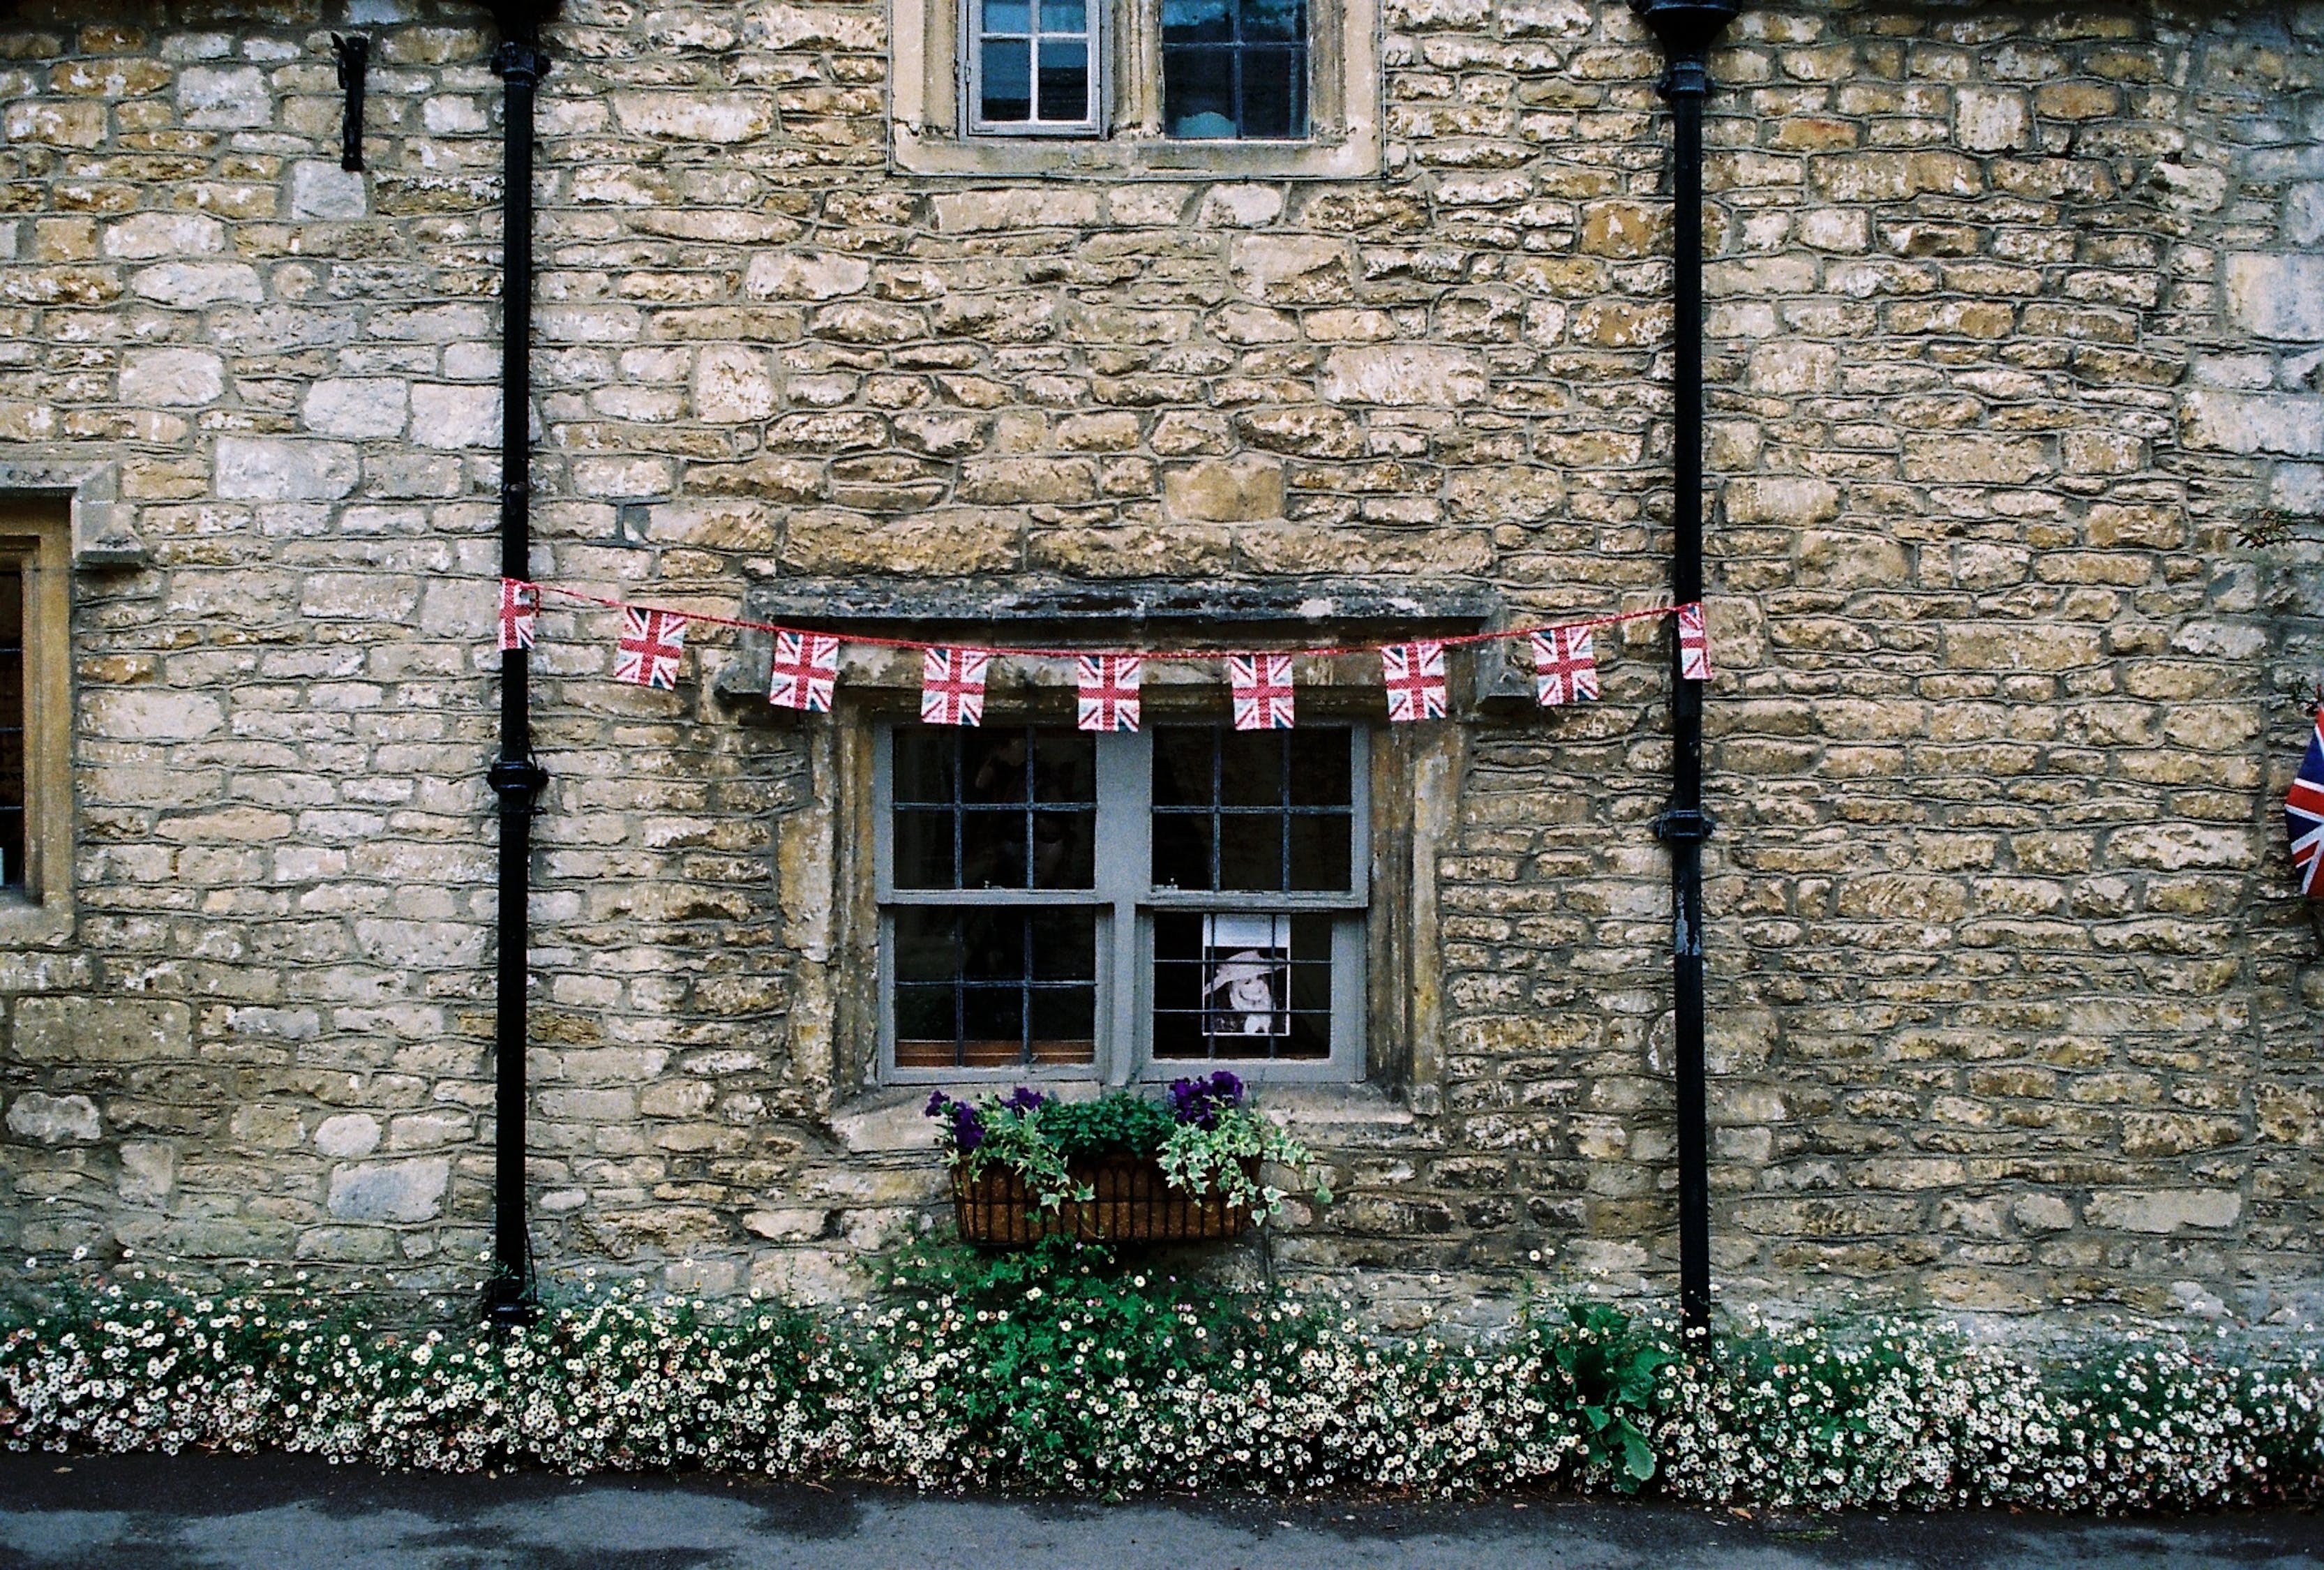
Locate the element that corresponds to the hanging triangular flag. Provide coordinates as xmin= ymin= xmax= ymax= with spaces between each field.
xmin=768 ymin=629 xmax=840 ymax=713
xmin=1677 ymin=601 xmax=1711 ymax=681
xmin=613 ymin=606 xmax=687 ymax=690
xmin=922 ymin=648 xmax=990 ymax=726
xmin=498 ymin=578 xmax=537 ymax=652
xmin=2288 ymin=707 xmax=2324 ymax=896
xmin=1380 ymin=641 xmax=1446 ymax=723
xmin=1229 ymin=653 xmax=1295 ymax=731
xmin=1531 ymin=626 xmax=1598 ymax=707
xmin=1077 ymin=655 xmax=1141 ymax=733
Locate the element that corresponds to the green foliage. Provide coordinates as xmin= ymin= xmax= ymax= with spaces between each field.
xmin=1543 ymin=1303 xmax=1675 ymax=1486
xmin=4 ymin=1261 xmax=2321 ymax=1510
xmin=1040 ymin=1097 xmax=1178 ymax=1161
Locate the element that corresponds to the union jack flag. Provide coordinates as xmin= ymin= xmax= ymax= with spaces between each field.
xmin=1531 ymin=626 xmax=1598 ymax=708
xmin=1229 ymin=653 xmax=1295 ymax=731
xmin=1677 ymin=601 xmax=1711 ymax=681
xmin=498 ymin=578 xmax=537 ymax=652
xmin=921 ymin=648 xmax=989 ymax=727
xmin=1380 ymin=641 xmax=1446 ymax=723
xmin=2289 ymin=708 xmax=2324 ymax=896
xmin=767 ymin=629 xmax=840 ymax=713
xmin=613 ymin=607 xmax=687 ymax=690
xmin=1076 ymin=655 xmax=1141 ymax=733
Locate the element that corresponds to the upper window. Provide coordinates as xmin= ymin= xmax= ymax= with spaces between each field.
xmin=874 ymin=723 xmax=1367 ymax=1082
xmin=0 ymin=499 xmax=69 ymax=925
xmin=893 ymin=0 xmax=1376 ymax=176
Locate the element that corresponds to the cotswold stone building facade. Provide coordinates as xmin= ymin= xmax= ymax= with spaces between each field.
xmin=0 ymin=0 xmax=2319 ymax=1324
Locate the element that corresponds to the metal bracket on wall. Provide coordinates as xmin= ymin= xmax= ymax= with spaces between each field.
xmin=331 ymin=34 xmax=370 ymax=172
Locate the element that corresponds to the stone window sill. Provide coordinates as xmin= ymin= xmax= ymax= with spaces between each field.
xmin=828 ymin=1079 xmax=1415 ymax=1157
xmin=892 ymin=126 xmax=1380 ymax=180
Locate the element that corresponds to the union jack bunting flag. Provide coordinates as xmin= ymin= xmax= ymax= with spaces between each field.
xmin=497 ymin=578 xmax=537 ymax=652
xmin=1076 ymin=655 xmax=1141 ymax=733
xmin=1229 ymin=653 xmax=1295 ymax=731
xmin=767 ymin=629 xmax=840 ymax=713
xmin=613 ymin=607 xmax=687 ymax=690
xmin=2289 ymin=708 xmax=2324 ymax=896
xmin=1677 ymin=601 xmax=1711 ymax=681
xmin=1380 ymin=641 xmax=1447 ymax=724
xmin=921 ymin=648 xmax=990 ymax=726
xmin=1531 ymin=626 xmax=1598 ymax=708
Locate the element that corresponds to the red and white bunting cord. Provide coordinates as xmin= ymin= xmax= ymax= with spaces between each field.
xmin=499 ymin=578 xmax=1713 ymax=724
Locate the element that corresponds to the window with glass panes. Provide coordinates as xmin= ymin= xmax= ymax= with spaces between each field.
xmin=960 ymin=0 xmax=1310 ymax=140
xmin=875 ymin=722 xmax=1365 ymax=1081
xmin=967 ymin=0 xmax=1100 ymax=133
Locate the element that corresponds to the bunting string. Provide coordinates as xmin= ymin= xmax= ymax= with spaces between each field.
xmin=508 ymin=579 xmax=1711 ymax=720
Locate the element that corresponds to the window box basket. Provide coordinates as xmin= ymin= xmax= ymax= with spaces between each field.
xmin=927 ymin=1075 xmax=1328 ymax=1250
xmin=951 ymin=1154 xmax=1257 ymax=1248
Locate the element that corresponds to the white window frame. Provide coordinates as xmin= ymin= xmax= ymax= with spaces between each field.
xmin=873 ymin=722 xmax=1368 ymax=1086
xmin=962 ymin=0 xmax=1107 ymax=137
xmin=892 ymin=0 xmax=1378 ymax=177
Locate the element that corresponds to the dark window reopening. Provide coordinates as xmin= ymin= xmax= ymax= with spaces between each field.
xmin=0 ymin=570 xmax=24 ymax=890
xmin=1162 ymin=0 xmax=1307 ymax=140
xmin=892 ymin=727 xmax=1096 ymax=891
xmin=973 ymin=0 xmax=1096 ymax=132
xmin=893 ymin=906 xmax=1098 ymax=1068
xmin=879 ymin=721 xmax=1365 ymax=1081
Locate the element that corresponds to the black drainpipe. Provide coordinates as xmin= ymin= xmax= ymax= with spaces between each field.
xmin=485 ymin=7 xmax=550 ymax=1329
xmin=1632 ymin=0 xmax=1737 ymax=1340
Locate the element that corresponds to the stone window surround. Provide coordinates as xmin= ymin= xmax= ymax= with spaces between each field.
xmin=730 ymin=581 xmax=1478 ymax=1150
xmin=0 ymin=493 xmax=77 ymax=945
xmin=890 ymin=0 xmax=1379 ymax=177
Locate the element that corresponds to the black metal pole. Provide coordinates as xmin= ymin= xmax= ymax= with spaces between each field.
xmin=1633 ymin=0 xmax=1736 ymax=1341
xmin=331 ymin=33 xmax=368 ymax=172
xmin=485 ymin=18 xmax=549 ymax=1329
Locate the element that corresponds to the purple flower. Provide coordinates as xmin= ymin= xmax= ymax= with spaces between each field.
xmin=1000 ymin=1086 xmax=1051 ymax=1118
xmin=1167 ymin=1070 xmax=1245 ymax=1129
xmin=923 ymin=1092 xmax=985 ymax=1153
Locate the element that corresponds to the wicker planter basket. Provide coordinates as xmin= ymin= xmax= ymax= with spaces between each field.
xmin=951 ymin=1155 xmax=1255 ymax=1247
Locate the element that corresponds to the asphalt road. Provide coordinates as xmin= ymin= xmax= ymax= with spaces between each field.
xmin=0 ymin=1452 xmax=2317 ymax=1569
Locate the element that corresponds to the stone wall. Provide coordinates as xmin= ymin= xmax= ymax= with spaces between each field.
xmin=0 ymin=0 xmax=2321 ymax=1324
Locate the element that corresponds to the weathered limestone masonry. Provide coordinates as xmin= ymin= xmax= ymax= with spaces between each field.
xmin=0 ymin=0 xmax=2321 ymax=1324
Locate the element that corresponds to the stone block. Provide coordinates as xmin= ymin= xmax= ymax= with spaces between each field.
xmin=303 ymin=378 xmax=408 ymax=438
xmin=314 ymin=1113 xmax=381 ymax=1158
xmin=13 ymin=998 xmax=194 ymax=1061
xmin=2183 ymin=391 xmax=2324 ymax=456
xmin=612 ymin=92 xmax=778 ymax=143
xmin=289 ymin=160 xmax=368 ymax=220
xmin=6 ymin=1092 xmax=100 ymax=1144
xmin=2224 ymin=254 xmax=2324 ymax=341
xmin=1230 ymin=234 xmax=1353 ymax=305
xmin=118 ymin=1142 xmax=175 ymax=1204
xmin=743 ymin=251 xmax=870 ymax=301
xmin=2083 ymin=1188 xmax=2242 ymax=1234
xmin=1320 ymin=345 xmax=1487 ymax=405
xmin=130 ymin=261 xmax=262 ymax=306
xmin=1953 ymin=88 xmax=2030 ymax=151
xmin=1162 ymin=456 xmax=1284 ymax=523
xmin=408 ymin=384 xmax=501 ymax=450
xmin=119 ymin=348 xmax=224 ymax=407
xmin=326 ymin=1158 xmax=451 ymax=1224
xmin=102 ymin=211 xmax=225 ymax=259
xmin=177 ymin=65 xmax=269 ymax=128
xmin=216 ymin=438 xmax=359 ymax=500
xmin=1728 ymin=477 xmax=1841 ymax=525
xmin=691 ymin=345 xmax=778 ymax=422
